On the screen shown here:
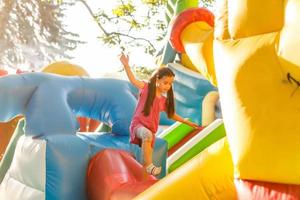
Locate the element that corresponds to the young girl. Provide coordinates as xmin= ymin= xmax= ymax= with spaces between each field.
xmin=119 ymin=53 xmax=200 ymax=176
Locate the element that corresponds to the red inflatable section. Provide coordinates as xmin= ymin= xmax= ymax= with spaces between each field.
xmin=87 ymin=149 xmax=157 ymax=200
xmin=169 ymin=7 xmax=214 ymax=53
xmin=16 ymin=68 xmax=28 ymax=74
xmin=235 ymin=179 xmax=300 ymax=200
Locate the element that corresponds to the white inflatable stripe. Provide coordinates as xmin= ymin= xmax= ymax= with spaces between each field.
xmin=157 ymin=120 xmax=182 ymax=138
xmin=0 ymin=135 xmax=46 ymax=200
xmin=167 ymin=119 xmax=223 ymax=169
xmin=0 ymin=173 xmax=44 ymax=200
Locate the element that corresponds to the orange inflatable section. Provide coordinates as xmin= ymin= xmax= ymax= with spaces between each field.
xmin=0 ymin=116 xmax=23 ymax=160
xmin=0 ymin=69 xmax=8 ymax=76
xmin=86 ymin=149 xmax=157 ymax=200
xmin=77 ymin=117 xmax=101 ymax=132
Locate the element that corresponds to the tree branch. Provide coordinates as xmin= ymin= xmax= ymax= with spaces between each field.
xmin=109 ymin=32 xmax=155 ymax=50
xmin=77 ymin=0 xmax=156 ymax=50
xmin=78 ymin=0 xmax=109 ymax=36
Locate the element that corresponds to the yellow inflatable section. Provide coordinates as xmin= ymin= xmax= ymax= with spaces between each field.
xmin=135 ymin=1 xmax=300 ymax=198
xmin=41 ymin=61 xmax=89 ymax=76
xmin=213 ymin=0 xmax=300 ymax=184
xmin=202 ymin=91 xmax=219 ymax=126
xmin=171 ymin=0 xmax=300 ymax=185
xmin=181 ymin=21 xmax=216 ymax=86
xmin=135 ymin=138 xmax=236 ymax=200
xmin=181 ymin=53 xmax=198 ymax=72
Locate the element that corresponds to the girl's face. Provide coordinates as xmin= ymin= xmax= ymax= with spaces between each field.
xmin=157 ymin=76 xmax=174 ymax=93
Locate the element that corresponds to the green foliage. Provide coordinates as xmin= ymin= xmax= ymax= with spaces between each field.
xmin=132 ymin=65 xmax=155 ymax=80
xmin=92 ymin=0 xmax=215 ymax=58
xmin=142 ymin=0 xmax=168 ymax=6
xmin=200 ymin=0 xmax=215 ymax=7
xmin=86 ymin=0 xmax=215 ymax=77
xmin=112 ymin=2 xmax=136 ymax=17
xmin=99 ymin=34 xmax=119 ymax=46
xmin=94 ymin=0 xmax=168 ymax=56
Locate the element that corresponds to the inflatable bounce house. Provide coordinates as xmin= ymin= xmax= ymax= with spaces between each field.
xmin=135 ymin=0 xmax=300 ymax=199
xmin=0 ymin=57 xmax=216 ymax=200
xmin=0 ymin=71 xmax=168 ymax=199
xmin=2 ymin=0 xmax=299 ymax=199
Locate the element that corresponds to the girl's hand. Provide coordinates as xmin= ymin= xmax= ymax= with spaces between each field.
xmin=119 ymin=52 xmax=129 ymax=68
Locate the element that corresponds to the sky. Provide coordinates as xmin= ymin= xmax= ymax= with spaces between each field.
xmin=64 ymin=0 xmax=160 ymax=77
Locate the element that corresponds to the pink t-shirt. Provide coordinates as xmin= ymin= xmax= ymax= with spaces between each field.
xmin=130 ymin=82 xmax=166 ymax=147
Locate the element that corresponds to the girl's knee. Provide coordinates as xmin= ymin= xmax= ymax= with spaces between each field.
xmin=136 ymin=127 xmax=153 ymax=142
xmin=143 ymin=134 xmax=152 ymax=142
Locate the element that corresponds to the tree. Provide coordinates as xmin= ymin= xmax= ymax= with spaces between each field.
xmin=133 ymin=65 xmax=155 ymax=79
xmin=76 ymin=0 xmax=167 ymax=56
xmin=199 ymin=0 xmax=215 ymax=7
xmin=79 ymin=0 xmax=215 ymax=56
xmin=0 ymin=0 xmax=215 ymax=71
xmin=0 ymin=0 xmax=81 ymax=70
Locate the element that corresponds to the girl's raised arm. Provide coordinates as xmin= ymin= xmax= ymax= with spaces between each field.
xmin=119 ymin=53 xmax=144 ymax=89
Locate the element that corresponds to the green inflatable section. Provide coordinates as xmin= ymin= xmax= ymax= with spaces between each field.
xmin=97 ymin=123 xmax=112 ymax=132
xmin=168 ymin=121 xmax=226 ymax=173
xmin=166 ymin=0 xmax=199 ymax=23
xmin=0 ymin=119 xmax=25 ymax=183
xmin=161 ymin=120 xmax=194 ymax=150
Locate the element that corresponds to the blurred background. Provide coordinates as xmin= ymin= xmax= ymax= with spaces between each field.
xmin=0 ymin=0 xmax=214 ymax=78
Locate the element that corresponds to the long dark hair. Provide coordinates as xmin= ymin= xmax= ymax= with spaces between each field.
xmin=143 ymin=67 xmax=175 ymax=118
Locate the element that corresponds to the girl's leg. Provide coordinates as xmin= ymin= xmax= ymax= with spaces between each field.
xmin=135 ymin=126 xmax=161 ymax=175
xmin=141 ymin=139 xmax=152 ymax=167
